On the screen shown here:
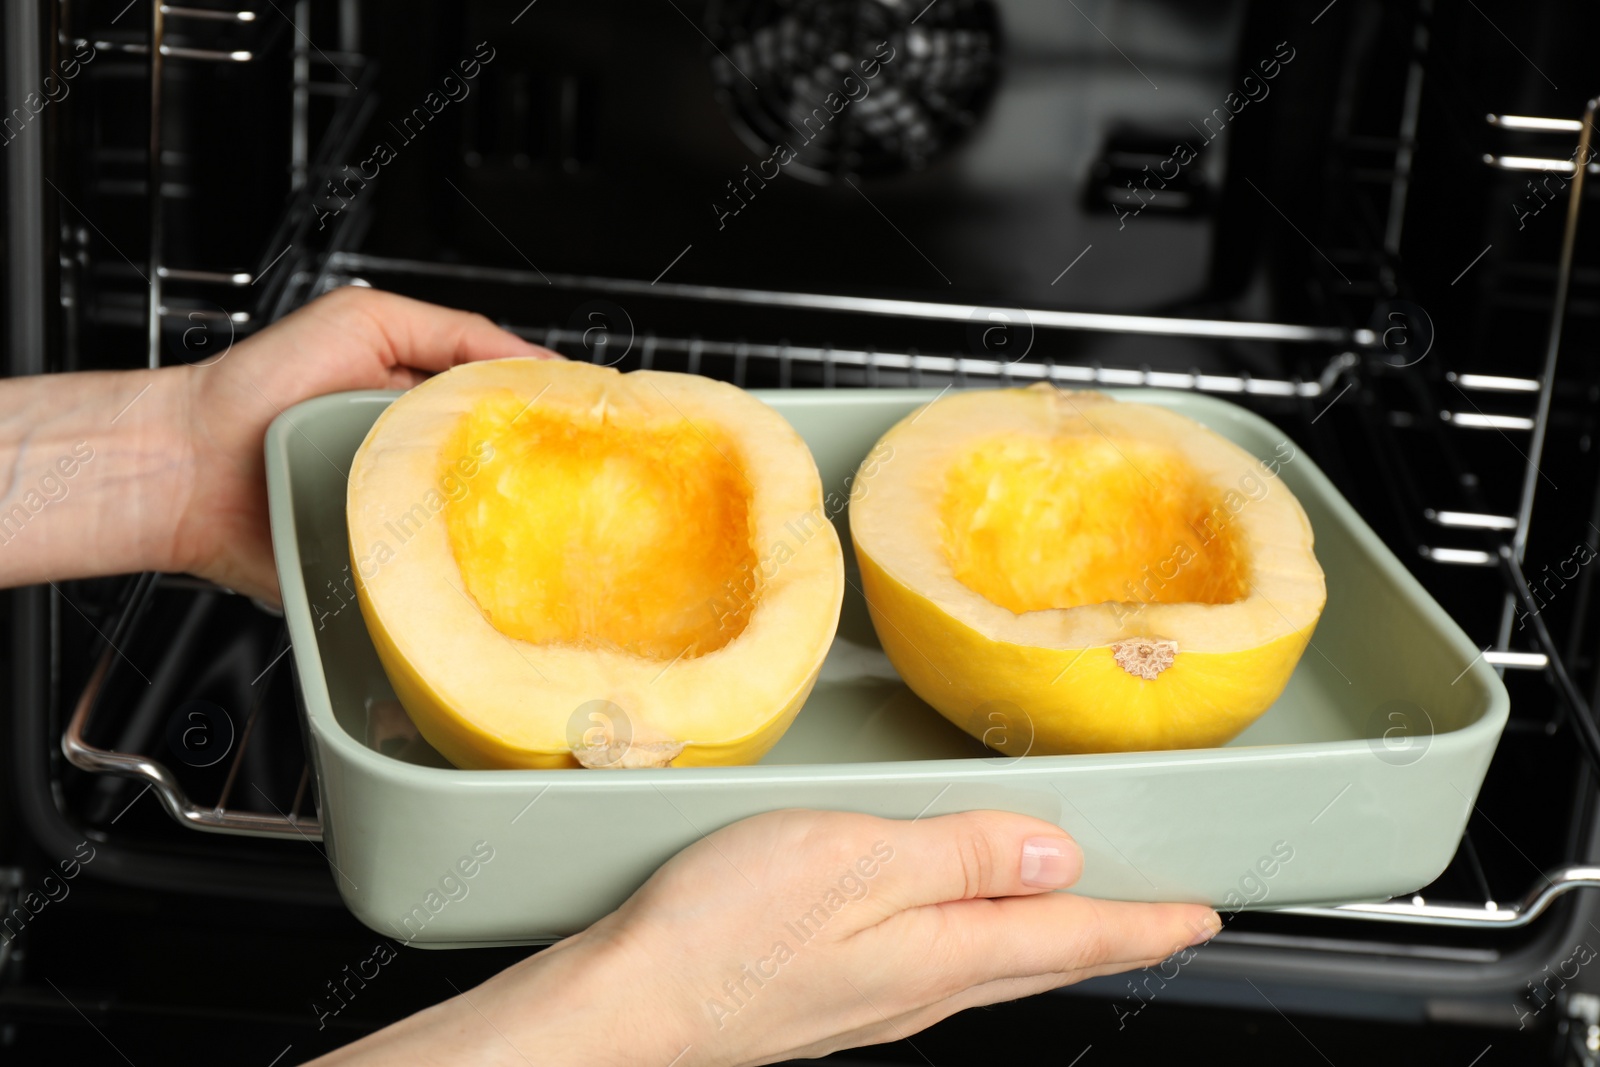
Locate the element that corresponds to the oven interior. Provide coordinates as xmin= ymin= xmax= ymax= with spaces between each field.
xmin=7 ymin=0 xmax=1600 ymax=1062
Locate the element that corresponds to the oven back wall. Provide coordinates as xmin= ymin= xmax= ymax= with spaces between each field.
xmin=358 ymin=0 xmax=1246 ymax=309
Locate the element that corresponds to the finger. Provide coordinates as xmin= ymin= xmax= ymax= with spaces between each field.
xmin=900 ymin=892 xmax=1220 ymax=990
xmin=305 ymin=286 xmax=558 ymax=374
xmin=385 ymin=366 xmax=429 ymax=391
xmin=869 ymin=810 xmax=1086 ymax=912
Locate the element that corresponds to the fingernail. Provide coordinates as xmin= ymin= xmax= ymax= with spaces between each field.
xmin=1185 ymin=912 xmax=1223 ymax=947
xmin=1020 ymin=836 xmax=1082 ymax=888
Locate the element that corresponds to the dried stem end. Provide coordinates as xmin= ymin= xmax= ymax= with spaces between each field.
xmin=572 ymin=740 xmax=686 ymax=769
xmin=1111 ymin=638 xmax=1178 ymax=681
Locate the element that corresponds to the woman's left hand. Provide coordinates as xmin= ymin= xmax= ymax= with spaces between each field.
xmin=169 ymin=286 xmax=556 ymax=602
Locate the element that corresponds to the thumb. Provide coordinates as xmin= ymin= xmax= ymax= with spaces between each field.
xmin=869 ymin=810 xmax=1084 ymax=914
xmin=290 ymin=286 xmax=557 ymax=381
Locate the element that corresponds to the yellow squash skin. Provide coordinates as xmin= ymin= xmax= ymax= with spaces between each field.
xmin=352 ymin=573 xmax=821 ymax=769
xmin=348 ymin=359 xmax=844 ymax=770
xmin=849 ymin=385 xmax=1326 ymax=755
xmin=857 ymin=550 xmax=1317 ymax=754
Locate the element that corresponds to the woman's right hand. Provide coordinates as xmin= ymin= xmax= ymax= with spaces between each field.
xmin=319 ymin=808 xmax=1220 ymax=1066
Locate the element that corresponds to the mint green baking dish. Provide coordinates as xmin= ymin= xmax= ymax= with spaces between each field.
xmin=266 ymin=387 xmax=1509 ymax=948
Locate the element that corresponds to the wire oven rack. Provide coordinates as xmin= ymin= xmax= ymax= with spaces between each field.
xmin=63 ymin=576 xmax=320 ymax=838
xmin=51 ymin=0 xmax=1600 ymax=936
xmin=66 ymin=0 xmax=375 ymax=369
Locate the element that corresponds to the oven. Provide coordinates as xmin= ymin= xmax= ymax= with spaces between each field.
xmin=4 ymin=0 xmax=1600 ymax=1063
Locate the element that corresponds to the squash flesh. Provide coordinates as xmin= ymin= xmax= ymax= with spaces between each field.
xmin=442 ymin=391 xmax=755 ymax=660
xmin=941 ymin=435 xmax=1248 ymax=613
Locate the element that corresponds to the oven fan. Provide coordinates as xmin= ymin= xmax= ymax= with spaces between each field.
xmin=707 ymin=0 xmax=1000 ymax=180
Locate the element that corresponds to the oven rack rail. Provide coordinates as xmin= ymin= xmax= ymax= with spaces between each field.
xmin=326 ymin=251 xmax=1378 ymax=347
xmin=74 ymin=0 xmax=373 ymax=369
xmin=1480 ymin=106 xmax=1597 ymax=645
xmin=509 ymin=323 xmax=1353 ymax=397
xmin=62 ymin=576 xmax=318 ymax=840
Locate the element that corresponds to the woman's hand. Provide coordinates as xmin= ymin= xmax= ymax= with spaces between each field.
xmin=170 ymin=286 xmax=556 ymax=602
xmin=321 ymin=809 xmax=1220 ymax=1066
xmin=0 ymin=286 xmax=550 ymax=596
